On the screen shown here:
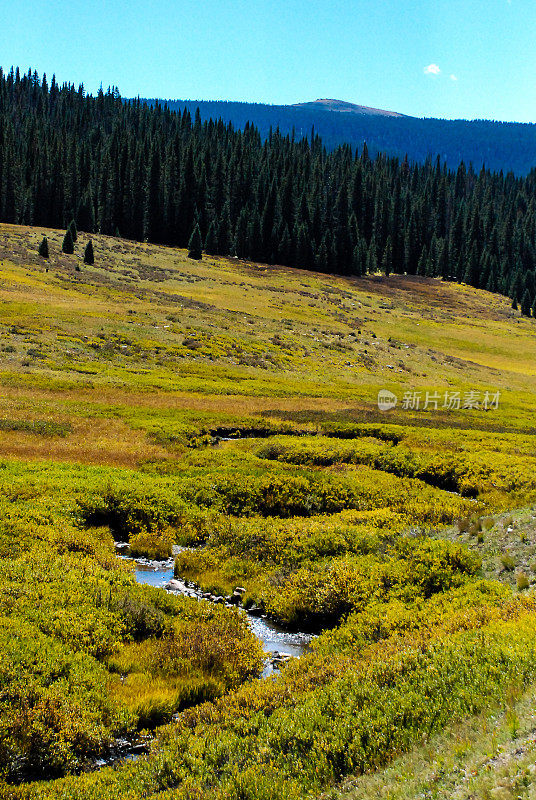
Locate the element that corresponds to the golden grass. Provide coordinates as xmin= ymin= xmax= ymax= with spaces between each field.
xmin=0 ymin=418 xmax=170 ymax=467
xmin=1 ymin=221 xmax=536 ymax=467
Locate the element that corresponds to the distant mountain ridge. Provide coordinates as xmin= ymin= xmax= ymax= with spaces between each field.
xmin=291 ymin=98 xmax=407 ymax=117
xmin=139 ymin=96 xmax=536 ymax=175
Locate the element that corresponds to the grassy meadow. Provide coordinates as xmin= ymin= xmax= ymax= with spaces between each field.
xmin=2 ymin=223 xmax=536 ymax=798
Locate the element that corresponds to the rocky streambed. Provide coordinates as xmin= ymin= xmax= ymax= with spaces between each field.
xmin=116 ymin=543 xmax=315 ymax=677
xmin=91 ymin=543 xmax=315 ymax=771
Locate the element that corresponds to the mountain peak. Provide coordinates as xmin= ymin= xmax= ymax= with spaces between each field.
xmin=290 ymin=98 xmax=407 ymax=117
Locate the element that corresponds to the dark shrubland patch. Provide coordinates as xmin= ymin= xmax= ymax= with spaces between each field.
xmin=0 ymin=419 xmax=71 ymax=437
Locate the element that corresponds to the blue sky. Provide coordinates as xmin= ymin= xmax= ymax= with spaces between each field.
xmin=2 ymin=0 xmax=535 ymax=121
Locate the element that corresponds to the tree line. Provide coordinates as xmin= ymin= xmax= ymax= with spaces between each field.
xmin=2 ymin=67 xmax=536 ymax=315
xmin=148 ymin=98 xmax=536 ymax=176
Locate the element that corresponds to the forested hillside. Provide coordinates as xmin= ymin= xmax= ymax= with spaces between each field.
xmin=2 ymin=67 xmax=536 ymax=314
xmin=144 ymin=96 xmax=536 ymax=175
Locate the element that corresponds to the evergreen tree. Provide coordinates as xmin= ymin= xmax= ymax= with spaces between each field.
xmin=276 ymin=223 xmax=292 ymax=265
xmin=69 ymin=219 xmax=77 ymax=242
xmin=188 ymin=224 xmax=202 ymax=259
xmin=351 ymin=240 xmax=365 ymax=277
xmin=38 ymin=236 xmax=49 ymax=258
xmin=62 ymin=228 xmax=74 ymax=254
xmin=315 ymin=236 xmax=329 ymax=273
xmin=381 ymin=236 xmax=393 ymax=277
xmin=417 ymin=245 xmax=428 ymax=276
xmin=77 ymin=192 xmax=96 ymax=233
xmin=520 ymin=289 xmax=532 ymax=317
xmin=247 ymin=211 xmax=263 ymax=262
xmin=438 ymin=239 xmax=450 ymax=280
xmin=509 ymin=271 xmax=523 ymax=304
xmin=1 ymin=66 xmax=536 ymax=310
xmin=367 ymin=244 xmax=378 ymax=274
xmin=143 ymin=144 xmax=161 ymax=242
xmin=463 ymin=243 xmax=480 ymax=287
xmin=204 ymin=221 xmax=218 ymax=255
xmin=83 ymin=239 xmax=94 ymax=265
xmin=234 ymin=209 xmax=249 ymax=259
xmin=295 ymin=224 xmax=313 ymax=269
xmin=216 ymin=203 xmax=232 ymax=255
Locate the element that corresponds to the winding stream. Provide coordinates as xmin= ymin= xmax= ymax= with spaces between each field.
xmin=87 ymin=543 xmax=315 ymax=771
xmin=116 ymin=543 xmax=315 ymax=677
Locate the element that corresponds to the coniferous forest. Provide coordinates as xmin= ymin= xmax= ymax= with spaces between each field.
xmin=7 ymin=63 xmax=536 ymax=800
xmin=2 ymin=67 xmax=536 ymax=313
xmin=143 ymin=98 xmax=536 ymax=176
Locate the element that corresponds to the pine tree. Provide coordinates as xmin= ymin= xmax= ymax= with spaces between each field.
xmin=367 ymin=244 xmax=378 ymax=275
xmin=2 ymin=67 xmax=536 ymax=309
xmin=62 ymin=228 xmax=74 ymax=254
xmin=463 ymin=243 xmax=480 ymax=287
xmin=520 ymin=289 xmax=532 ymax=317
xmin=295 ymin=224 xmax=313 ymax=269
xmin=438 ymin=239 xmax=450 ymax=280
xmin=234 ymin=209 xmax=249 ymax=259
xmin=143 ymin=144 xmax=161 ymax=242
xmin=77 ymin=192 xmax=96 ymax=233
xmin=509 ymin=271 xmax=523 ymax=304
xmin=188 ymin=224 xmax=202 ymax=260
xmin=38 ymin=236 xmax=49 ymax=258
xmin=351 ymin=241 xmax=365 ymax=277
xmin=417 ymin=245 xmax=428 ymax=276
xmin=69 ymin=219 xmax=77 ymax=242
xmin=83 ymin=239 xmax=94 ymax=265
xmin=381 ymin=236 xmax=393 ymax=277
xmin=204 ymin=221 xmax=218 ymax=255
xmin=216 ymin=203 xmax=232 ymax=256
xmin=315 ymin=237 xmax=329 ymax=273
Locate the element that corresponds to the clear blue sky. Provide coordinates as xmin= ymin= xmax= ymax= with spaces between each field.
xmin=2 ymin=0 xmax=535 ymax=122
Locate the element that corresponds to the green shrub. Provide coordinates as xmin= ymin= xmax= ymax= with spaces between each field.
xmin=501 ymin=553 xmax=516 ymax=571
xmin=517 ymin=571 xmax=530 ymax=591
xmin=78 ymin=489 xmax=187 ymax=537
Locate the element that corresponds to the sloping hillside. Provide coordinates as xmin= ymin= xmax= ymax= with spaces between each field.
xmin=1 ymin=222 xmax=535 ymax=448
xmin=3 ymin=225 xmax=536 ymax=799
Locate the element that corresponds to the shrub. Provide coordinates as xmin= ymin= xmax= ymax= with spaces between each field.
xmin=78 ymin=489 xmax=187 ymax=538
xmin=517 ymin=571 xmax=530 ymax=591
xmin=501 ymin=553 xmax=516 ymax=571
xmin=129 ymin=527 xmax=175 ymax=559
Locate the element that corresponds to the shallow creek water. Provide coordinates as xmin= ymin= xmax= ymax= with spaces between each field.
xmin=116 ymin=542 xmax=314 ymax=677
xmin=89 ymin=543 xmax=315 ymax=770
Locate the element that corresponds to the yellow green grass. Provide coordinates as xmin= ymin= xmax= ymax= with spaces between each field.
xmin=2 ymin=224 xmax=536 ymax=798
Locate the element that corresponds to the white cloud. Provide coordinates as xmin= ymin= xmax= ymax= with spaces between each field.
xmin=424 ymin=64 xmax=441 ymax=75
xmin=450 ymin=74 xmax=458 ymax=81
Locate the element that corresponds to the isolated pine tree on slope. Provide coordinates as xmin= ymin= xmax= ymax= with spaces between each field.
xmin=84 ymin=240 xmax=94 ymax=265
xmin=38 ymin=236 xmax=49 ymax=258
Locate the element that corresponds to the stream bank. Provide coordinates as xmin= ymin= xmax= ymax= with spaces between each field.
xmin=116 ymin=542 xmax=314 ymax=677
